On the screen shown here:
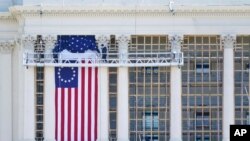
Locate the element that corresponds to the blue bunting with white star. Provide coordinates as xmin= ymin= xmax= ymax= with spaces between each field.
xmin=53 ymin=35 xmax=99 ymax=53
xmin=54 ymin=35 xmax=98 ymax=88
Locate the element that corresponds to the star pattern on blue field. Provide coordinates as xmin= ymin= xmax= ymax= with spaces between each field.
xmin=53 ymin=35 xmax=99 ymax=53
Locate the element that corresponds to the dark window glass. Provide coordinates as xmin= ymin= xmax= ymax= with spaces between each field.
xmin=37 ymin=95 xmax=43 ymax=105
xmin=109 ymin=96 xmax=117 ymax=108
xmin=37 ymin=115 xmax=43 ymax=122
xmin=37 ymin=106 xmax=43 ymax=114
xmin=36 ymin=123 xmax=43 ymax=130
xmin=36 ymin=131 xmax=43 ymax=138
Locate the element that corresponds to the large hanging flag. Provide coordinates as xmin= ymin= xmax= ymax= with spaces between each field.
xmin=54 ymin=35 xmax=98 ymax=141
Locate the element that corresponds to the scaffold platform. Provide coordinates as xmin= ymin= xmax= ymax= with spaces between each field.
xmin=23 ymin=52 xmax=184 ymax=67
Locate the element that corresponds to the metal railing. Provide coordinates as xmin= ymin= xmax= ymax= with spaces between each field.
xmin=23 ymin=52 xmax=183 ymax=67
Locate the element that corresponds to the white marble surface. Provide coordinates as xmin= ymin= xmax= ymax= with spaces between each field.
xmin=2 ymin=0 xmax=250 ymax=12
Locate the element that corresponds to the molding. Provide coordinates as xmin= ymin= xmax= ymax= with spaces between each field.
xmin=221 ymin=34 xmax=236 ymax=49
xmin=0 ymin=40 xmax=15 ymax=53
xmin=9 ymin=5 xmax=250 ymax=17
xmin=0 ymin=12 xmax=16 ymax=22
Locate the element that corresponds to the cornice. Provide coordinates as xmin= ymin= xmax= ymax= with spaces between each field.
xmin=9 ymin=5 xmax=250 ymax=17
xmin=0 ymin=12 xmax=16 ymax=22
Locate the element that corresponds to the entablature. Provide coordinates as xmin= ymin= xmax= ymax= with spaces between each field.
xmin=0 ymin=12 xmax=16 ymax=22
xmin=8 ymin=5 xmax=250 ymax=17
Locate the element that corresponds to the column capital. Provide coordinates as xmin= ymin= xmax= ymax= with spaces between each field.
xmin=117 ymin=35 xmax=130 ymax=53
xmin=95 ymin=34 xmax=110 ymax=49
xmin=22 ymin=35 xmax=36 ymax=52
xmin=221 ymin=34 xmax=236 ymax=49
xmin=168 ymin=35 xmax=183 ymax=52
xmin=42 ymin=35 xmax=57 ymax=53
xmin=0 ymin=40 xmax=15 ymax=54
xmin=117 ymin=35 xmax=130 ymax=46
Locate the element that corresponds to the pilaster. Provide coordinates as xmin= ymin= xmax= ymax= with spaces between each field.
xmin=0 ymin=40 xmax=14 ymax=141
xmin=117 ymin=35 xmax=130 ymax=141
xmin=12 ymin=37 xmax=24 ymax=141
xmin=96 ymin=35 xmax=110 ymax=141
xmin=169 ymin=35 xmax=183 ymax=141
xmin=22 ymin=35 xmax=36 ymax=140
xmin=222 ymin=34 xmax=236 ymax=141
xmin=117 ymin=35 xmax=130 ymax=62
xmin=43 ymin=35 xmax=56 ymax=141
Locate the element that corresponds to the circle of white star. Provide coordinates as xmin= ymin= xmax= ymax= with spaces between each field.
xmin=57 ymin=67 xmax=76 ymax=84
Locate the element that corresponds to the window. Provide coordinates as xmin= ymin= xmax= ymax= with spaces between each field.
xmin=143 ymin=112 xmax=159 ymax=130
xmin=182 ymin=35 xmax=222 ymax=141
xmin=35 ymin=67 xmax=44 ymax=141
xmin=245 ymin=63 xmax=250 ymax=70
xmin=144 ymin=135 xmax=159 ymax=141
xmin=196 ymin=135 xmax=210 ymax=141
xmin=109 ymin=67 xmax=118 ymax=139
xmin=235 ymin=36 xmax=250 ymax=125
xmin=196 ymin=63 xmax=209 ymax=73
xmin=247 ymin=112 xmax=250 ymax=125
xmin=142 ymin=67 xmax=159 ymax=74
xmin=195 ymin=112 xmax=210 ymax=129
xmin=129 ymin=35 xmax=170 ymax=141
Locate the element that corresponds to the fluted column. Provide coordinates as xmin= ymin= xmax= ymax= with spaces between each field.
xmin=222 ymin=34 xmax=235 ymax=141
xmin=169 ymin=35 xmax=183 ymax=141
xmin=96 ymin=35 xmax=110 ymax=141
xmin=43 ymin=35 xmax=57 ymax=141
xmin=22 ymin=35 xmax=36 ymax=141
xmin=117 ymin=35 xmax=130 ymax=141
xmin=0 ymin=40 xmax=14 ymax=141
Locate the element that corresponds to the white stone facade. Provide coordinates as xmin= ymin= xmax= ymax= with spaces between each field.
xmin=1 ymin=1 xmax=250 ymax=141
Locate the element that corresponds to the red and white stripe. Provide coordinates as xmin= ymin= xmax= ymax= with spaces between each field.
xmin=55 ymin=66 xmax=98 ymax=141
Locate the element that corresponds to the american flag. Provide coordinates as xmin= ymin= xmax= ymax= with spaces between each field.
xmin=54 ymin=35 xmax=98 ymax=141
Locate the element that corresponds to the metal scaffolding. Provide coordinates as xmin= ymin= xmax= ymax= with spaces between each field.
xmin=23 ymin=52 xmax=184 ymax=67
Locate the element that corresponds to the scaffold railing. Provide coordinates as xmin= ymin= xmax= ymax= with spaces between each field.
xmin=23 ymin=52 xmax=184 ymax=67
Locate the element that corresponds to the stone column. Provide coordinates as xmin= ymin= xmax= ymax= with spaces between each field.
xmin=222 ymin=34 xmax=235 ymax=141
xmin=0 ymin=40 xmax=14 ymax=141
xmin=117 ymin=35 xmax=130 ymax=141
xmin=43 ymin=35 xmax=57 ymax=141
xmin=22 ymin=35 xmax=36 ymax=141
xmin=169 ymin=35 xmax=182 ymax=141
xmin=96 ymin=35 xmax=110 ymax=141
